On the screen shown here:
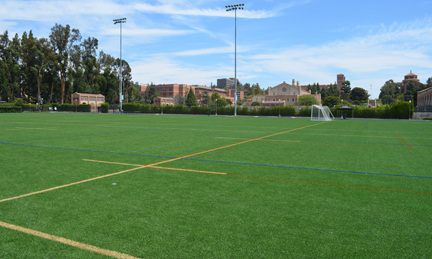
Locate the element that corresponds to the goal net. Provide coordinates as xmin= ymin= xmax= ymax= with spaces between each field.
xmin=311 ymin=105 xmax=334 ymax=121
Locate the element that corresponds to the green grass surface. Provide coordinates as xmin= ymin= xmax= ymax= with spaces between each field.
xmin=1 ymin=113 xmax=431 ymax=258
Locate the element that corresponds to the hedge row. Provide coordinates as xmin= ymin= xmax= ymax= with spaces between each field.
xmin=3 ymin=103 xmax=91 ymax=113
xmin=328 ymin=105 xmax=413 ymax=120
xmin=53 ymin=104 xmax=91 ymax=112
xmin=101 ymin=103 xmax=109 ymax=113
xmin=0 ymin=105 xmax=22 ymax=113
xmin=122 ymin=103 xmax=299 ymax=117
xmin=122 ymin=102 xmax=414 ymax=119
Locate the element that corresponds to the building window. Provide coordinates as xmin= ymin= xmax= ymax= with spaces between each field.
xmin=292 ymin=98 xmax=295 ymax=102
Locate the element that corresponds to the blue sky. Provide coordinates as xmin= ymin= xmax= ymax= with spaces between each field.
xmin=1 ymin=0 xmax=432 ymax=98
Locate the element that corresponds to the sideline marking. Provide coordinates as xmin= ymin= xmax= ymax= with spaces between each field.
xmin=82 ymin=160 xmax=432 ymax=195
xmin=151 ymin=122 xmax=328 ymax=165
xmin=216 ymin=137 xmax=301 ymax=143
xmin=395 ymin=133 xmax=414 ymax=149
xmin=1 ymin=122 xmax=325 ymax=204
xmin=0 ymin=221 xmax=140 ymax=259
xmin=0 ymin=166 xmax=144 ymax=203
xmin=0 ymin=123 xmax=327 ymax=257
xmin=82 ymin=159 xmax=142 ymax=167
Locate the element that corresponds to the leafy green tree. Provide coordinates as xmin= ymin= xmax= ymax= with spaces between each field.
xmin=379 ymin=79 xmax=401 ymax=105
xmin=217 ymin=97 xmax=228 ymax=106
xmin=251 ymin=101 xmax=260 ymax=106
xmin=49 ymin=24 xmax=81 ymax=104
xmin=350 ymin=87 xmax=369 ymax=102
xmin=340 ymin=81 xmax=351 ymax=101
xmin=185 ymin=88 xmax=198 ymax=106
xmin=143 ymin=82 xmax=159 ymax=104
xmin=3 ymin=33 xmax=21 ymax=102
xmin=322 ymin=96 xmax=341 ymax=107
xmin=211 ymin=92 xmax=221 ymax=102
xmin=427 ymin=77 xmax=432 ymax=87
xmin=320 ymin=87 xmax=327 ymax=100
xmin=196 ymin=91 xmax=210 ymax=106
xmin=21 ymin=34 xmax=55 ymax=104
xmin=251 ymin=83 xmax=263 ymax=95
xmin=326 ymin=83 xmax=340 ymax=97
xmin=404 ymin=81 xmax=415 ymax=101
xmin=298 ymin=95 xmax=318 ymax=106
xmin=243 ymin=83 xmax=251 ymax=96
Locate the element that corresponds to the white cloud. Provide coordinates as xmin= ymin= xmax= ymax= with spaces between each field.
xmin=130 ymin=57 xmax=232 ymax=85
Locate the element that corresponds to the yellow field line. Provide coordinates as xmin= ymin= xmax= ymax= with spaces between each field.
xmin=148 ymin=122 xmax=328 ymax=166
xmin=82 ymin=159 xmax=143 ymax=167
xmin=1 ymin=123 xmax=325 ymax=204
xmin=0 ymin=166 xmax=144 ymax=203
xmin=0 ymin=221 xmax=140 ymax=259
xmin=215 ymin=137 xmax=300 ymax=143
xmin=395 ymin=133 xmax=414 ymax=149
xmin=81 ymin=160 xmax=432 ymax=195
xmin=0 ymin=122 xmax=327 ymax=257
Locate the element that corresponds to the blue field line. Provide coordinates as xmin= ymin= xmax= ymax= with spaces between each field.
xmin=1 ymin=141 xmax=431 ymax=179
xmin=180 ymin=158 xmax=432 ymax=179
xmin=0 ymin=142 xmax=175 ymax=159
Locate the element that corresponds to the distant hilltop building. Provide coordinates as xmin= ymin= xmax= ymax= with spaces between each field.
xmin=251 ymin=79 xmax=322 ymax=107
xmin=298 ymin=73 xmax=345 ymax=92
xmin=217 ymin=78 xmax=236 ymax=89
xmin=401 ymin=71 xmax=425 ymax=93
xmin=249 ymin=74 xmax=346 ymax=107
xmin=139 ymin=83 xmax=244 ymax=106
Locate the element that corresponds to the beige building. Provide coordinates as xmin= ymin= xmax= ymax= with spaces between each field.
xmin=417 ymin=87 xmax=432 ymax=107
xmin=140 ymin=84 xmax=244 ymax=106
xmin=71 ymin=92 xmax=105 ymax=111
xmin=251 ymin=80 xmax=322 ymax=107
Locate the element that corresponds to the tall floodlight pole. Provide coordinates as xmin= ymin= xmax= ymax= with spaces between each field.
xmin=226 ymin=4 xmax=244 ymax=116
xmin=114 ymin=18 xmax=126 ymax=114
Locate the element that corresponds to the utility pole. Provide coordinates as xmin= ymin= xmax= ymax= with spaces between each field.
xmin=226 ymin=4 xmax=244 ymax=116
xmin=114 ymin=18 xmax=126 ymax=114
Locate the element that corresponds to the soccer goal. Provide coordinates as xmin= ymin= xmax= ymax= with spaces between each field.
xmin=311 ymin=105 xmax=335 ymax=121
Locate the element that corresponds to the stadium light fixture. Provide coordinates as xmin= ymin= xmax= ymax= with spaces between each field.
xmin=113 ymin=18 xmax=127 ymax=114
xmin=226 ymin=4 xmax=244 ymax=116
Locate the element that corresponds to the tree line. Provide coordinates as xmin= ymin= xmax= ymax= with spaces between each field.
xmin=0 ymin=24 xmax=134 ymax=104
xmin=379 ymin=78 xmax=432 ymax=106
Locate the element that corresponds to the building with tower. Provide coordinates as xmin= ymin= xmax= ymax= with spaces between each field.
xmin=401 ymin=71 xmax=425 ymax=93
xmin=250 ymin=79 xmax=322 ymax=107
xmin=249 ymin=74 xmax=346 ymax=107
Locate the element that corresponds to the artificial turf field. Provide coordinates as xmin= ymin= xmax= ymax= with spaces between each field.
xmin=0 ymin=113 xmax=431 ymax=258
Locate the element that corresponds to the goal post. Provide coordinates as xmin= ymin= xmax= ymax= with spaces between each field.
xmin=311 ymin=105 xmax=335 ymax=121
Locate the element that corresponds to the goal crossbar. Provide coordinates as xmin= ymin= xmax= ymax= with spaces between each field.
xmin=311 ymin=105 xmax=334 ymax=121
